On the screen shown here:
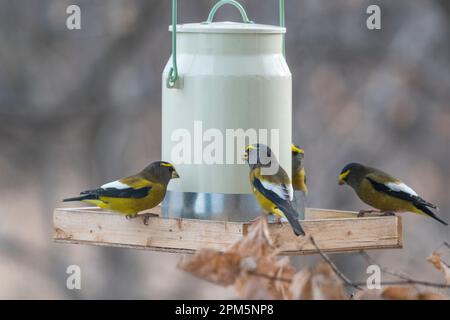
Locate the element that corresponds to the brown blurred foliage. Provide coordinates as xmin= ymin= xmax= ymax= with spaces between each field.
xmin=180 ymin=218 xmax=449 ymax=300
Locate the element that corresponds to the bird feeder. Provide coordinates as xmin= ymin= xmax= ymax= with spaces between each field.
xmin=53 ymin=0 xmax=403 ymax=255
xmin=161 ymin=0 xmax=292 ymax=221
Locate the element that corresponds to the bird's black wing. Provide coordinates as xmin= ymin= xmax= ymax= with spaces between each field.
xmin=252 ymin=177 xmax=305 ymax=236
xmin=63 ymin=186 xmax=152 ymax=202
xmin=366 ymin=177 xmax=437 ymax=209
xmin=253 ymin=177 xmax=288 ymax=206
xmin=366 ymin=177 xmax=447 ymax=226
xmin=81 ymin=186 xmax=152 ymax=199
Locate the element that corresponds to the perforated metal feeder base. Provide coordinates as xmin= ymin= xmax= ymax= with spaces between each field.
xmin=161 ymin=190 xmax=306 ymax=222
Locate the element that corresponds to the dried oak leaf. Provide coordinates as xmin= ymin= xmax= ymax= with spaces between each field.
xmin=290 ymin=263 xmax=347 ymax=300
xmin=290 ymin=268 xmax=313 ymax=300
xmin=383 ymin=286 xmax=449 ymax=300
xmin=427 ymin=251 xmax=450 ymax=285
xmin=179 ymin=216 xmax=297 ymax=299
xmin=178 ymin=249 xmax=242 ymax=286
xmin=235 ymin=251 xmax=296 ymax=299
xmin=382 ymin=286 xmax=418 ymax=300
xmin=233 ymin=219 xmax=296 ymax=300
xmin=234 ymin=272 xmax=278 ymax=300
xmin=356 ymin=286 xmax=448 ymax=300
xmin=235 ymin=258 xmax=295 ymax=300
xmin=417 ymin=292 xmax=448 ymax=300
xmin=241 ymin=256 xmax=296 ymax=299
xmin=231 ymin=217 xmax=277 ymax=259
xmin=427 ymin=252 xmax=443 ymax=271
xmin=272 ymin=257 xmax=297 ymax=299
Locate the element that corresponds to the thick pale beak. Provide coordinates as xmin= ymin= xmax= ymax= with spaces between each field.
xmin=338 ymin=170 xmax=350 ymax=185
xmin=172 ymin=170 xmax=180 ymax=179
xmin=291 ymin=145 xmax=304 ymax=155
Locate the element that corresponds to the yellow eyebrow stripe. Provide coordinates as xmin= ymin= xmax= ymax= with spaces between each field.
xmin=339 ymin=170 xmax=350 ymax=181
xmin=246 ymin=145 xmax=256 ymax=151
xmin=291 ymin=145 xmax=304 ymax=154
xmin=161 ymin=163 xmax=173 ymax=167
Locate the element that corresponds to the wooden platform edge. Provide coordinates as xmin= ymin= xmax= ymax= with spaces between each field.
xmin=53 ymin=207 xmax=403 ymax=255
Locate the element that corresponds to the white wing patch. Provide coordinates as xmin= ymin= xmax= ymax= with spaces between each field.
xmin=101 ymin=180 xmax=130 ymax=190
xmin=286 ymin=184 xmax=294 ymax=201
xmin=260 ymin=180 xmax=293 ymax=201
xmin=385 ymin=182 xmax=418 ymax=196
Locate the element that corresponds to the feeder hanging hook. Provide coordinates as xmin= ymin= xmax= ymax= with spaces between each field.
xmin=167 ymin=0 xmax=287 ymax=89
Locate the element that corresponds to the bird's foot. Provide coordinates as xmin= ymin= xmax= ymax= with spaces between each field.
xmin=381 ymin=211 xmax=396 ymax=217
xmin=139 ymin=213 xmax=159 ymax=226
xmin=274 ymin=215 xmax=283 ymax=226
xmin=357 ymin=209 xmax=381 ymax=218
xmin=267 ymin=214 xmax=284 ymax=226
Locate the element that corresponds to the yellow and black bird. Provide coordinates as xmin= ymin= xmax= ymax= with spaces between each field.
xmin=338 ymin=163 xmax=448 ymax=225
xmin=291 ymin=144 xmax=308 ymax=195
xmin=63 ymin=161 xmax=179 ymax=219
xmin=243 ymin=144 xmax=305 ymax=236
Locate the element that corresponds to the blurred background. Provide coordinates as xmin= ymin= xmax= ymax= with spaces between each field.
xmin=0 ymin=0 xmax=449 ymax=299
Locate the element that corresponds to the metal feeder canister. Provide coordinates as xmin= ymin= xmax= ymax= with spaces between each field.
xmin=161 ymin=0 xmax=297 ymax=222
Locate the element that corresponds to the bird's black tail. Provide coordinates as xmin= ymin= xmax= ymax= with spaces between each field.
xmin=278 ymin=203 xmax=305 ymax=236
xmin=415 ymin=203 xmax=448 ymax=226
xmin=63 ymin=194 xmax=97 ymax=202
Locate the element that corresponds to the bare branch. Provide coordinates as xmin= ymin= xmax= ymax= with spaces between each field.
xmin=248 ymin=269 xmax=450 ymax=290
xmin=352 ymin=280 xmax=450 ymax=289
xmin=359 ymin=251 xmax=411 ymax=281
xmin=358 ymin=250 xmax=450 ymax=290
xmin=431 ymin=242 xmax=450 ymax=269
xmin=310 ymin=236 xmax=363 ymax=291
xmin=246 ymin=270 xmax=291 ymax=283
xmin=433 ymin=241 xmax=450 ymax=254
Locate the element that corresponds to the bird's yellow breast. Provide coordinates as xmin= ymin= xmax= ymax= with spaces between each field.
xmin=252 ymin=187 xmax=286 ymax=218
xmin=85 ymin=184 xmax=166 ymax=216
xmin=250 ymin=169 xmax=286 ymax=218
xmin=292 ymin=167 xmax=308 ymax=194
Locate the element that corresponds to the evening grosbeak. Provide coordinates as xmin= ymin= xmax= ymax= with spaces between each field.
xmin=291 ymin=144 xmax=308 ymax=195
xmin=339 ymin=163 xmax=448 ymax=225
xmin=63 ymin=161 xmax=179 ymax=219
xmin=243 ymin=144 xmax=305 ymax=236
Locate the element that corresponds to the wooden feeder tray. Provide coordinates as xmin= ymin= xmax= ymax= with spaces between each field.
xmin=53 ymin=207 xmax=402 ymax=255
